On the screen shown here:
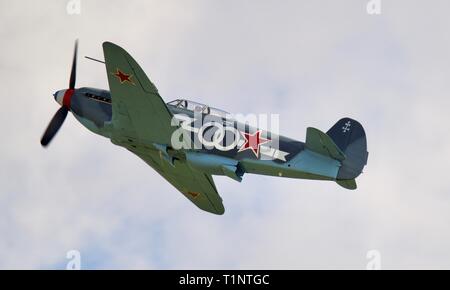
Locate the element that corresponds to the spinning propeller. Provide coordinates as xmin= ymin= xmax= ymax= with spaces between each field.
xmin=40 ymin=40 xmax=78 ymax=147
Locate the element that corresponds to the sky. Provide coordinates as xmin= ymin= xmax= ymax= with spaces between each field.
xmin=1 ymin=0 xmax=450 ymax=269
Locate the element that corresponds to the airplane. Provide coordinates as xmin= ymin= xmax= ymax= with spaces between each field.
xmin=41 ymin=40 xmax=368 ymax=215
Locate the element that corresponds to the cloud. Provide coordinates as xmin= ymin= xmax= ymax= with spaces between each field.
xmin=1 ymin=0 xmax=450 ymax=269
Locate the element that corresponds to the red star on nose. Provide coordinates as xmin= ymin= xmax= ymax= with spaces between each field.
xmin=113 ymin=68 xmax=135 ymax=85
xmin=238 ymin=130 xmax=270 ymax=158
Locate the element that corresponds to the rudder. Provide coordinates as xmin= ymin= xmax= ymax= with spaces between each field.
xmin=327 ymin=118 xmax=368 ymax=180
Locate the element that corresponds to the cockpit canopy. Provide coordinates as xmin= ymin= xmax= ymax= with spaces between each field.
xmin=167 ymin=99 xmax=229 ymax=118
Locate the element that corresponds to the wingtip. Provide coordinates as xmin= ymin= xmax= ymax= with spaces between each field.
xmin=102 ymin=41 xmax=114 ymax=49
xmin=102 ymin=41 xmax=123 ymax=51
xmin=206 ymin=204 xmax=225 ymax=215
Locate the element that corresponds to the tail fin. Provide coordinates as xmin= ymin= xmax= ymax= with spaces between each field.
xmin=326 ymin=118 xmax=368 ymax=181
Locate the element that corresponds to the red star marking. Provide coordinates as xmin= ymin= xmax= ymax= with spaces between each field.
xmin=238 ymin=130 xmax=270 ymax=158
xmin=186 ymin=191 xmax=200 ymax=199
xmin=113 ymin=68 xmax=134 ymax=85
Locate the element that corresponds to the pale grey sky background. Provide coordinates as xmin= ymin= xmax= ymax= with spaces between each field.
xmin=1 ymin=0 xmax=450 ymax=269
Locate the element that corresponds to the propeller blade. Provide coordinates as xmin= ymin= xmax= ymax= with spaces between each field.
xmin=69 ymin=40 xmax=78 ymax=89
xmin=40 ymin=106 xmax=69 ymax=147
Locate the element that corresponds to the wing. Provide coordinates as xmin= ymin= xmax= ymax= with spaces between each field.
xmin=131 ymin=149 xmax=225 ymax=215
xmin=102 ymin=42 xmax=175 ymax=145
xmin=103 ymin=42 xmax=224 ymax=214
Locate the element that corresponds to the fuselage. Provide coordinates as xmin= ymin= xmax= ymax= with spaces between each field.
xmin=57 ymin=87 xmax=342 ymax=182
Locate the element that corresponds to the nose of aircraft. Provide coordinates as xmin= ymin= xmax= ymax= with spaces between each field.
xmin=54 ymin=90 xmax=65 ymax=106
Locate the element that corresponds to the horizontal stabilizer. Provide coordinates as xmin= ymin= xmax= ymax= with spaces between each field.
xmin=336 ymin=179 xmax=357 ymax=190
xmin=305 ymin=127 xmax=346 ymax=161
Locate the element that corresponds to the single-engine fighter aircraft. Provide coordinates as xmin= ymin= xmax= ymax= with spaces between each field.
xmin=41 ymin=41 xmax=368 ymax=215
